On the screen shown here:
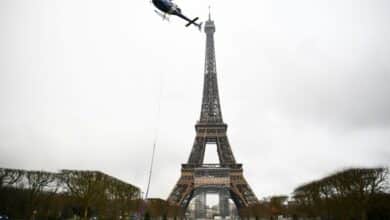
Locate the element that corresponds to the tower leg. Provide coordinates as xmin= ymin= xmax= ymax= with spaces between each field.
xmin=219 ymin=190 xmax=230 ymax=218
xmin=195 ymin=191 xmax=206 ymax=219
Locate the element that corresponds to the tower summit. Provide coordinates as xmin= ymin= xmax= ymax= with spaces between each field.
xmin=167 ymin=16 xmax=259 ymax=213
xmin=200 ymin=13 xmax=222 ymax=123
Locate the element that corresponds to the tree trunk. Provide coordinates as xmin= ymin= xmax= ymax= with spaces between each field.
xmin=83 ymin=207 xmax=89 ymax=220
xmin=361 ymin=209 xmax=367 ymax=220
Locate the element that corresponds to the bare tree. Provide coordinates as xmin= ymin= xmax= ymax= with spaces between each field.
xmin=60 ymin=170 xmax=108 ymax=220
xmin=269 ymin=195 xmax=288 ymax=217
xmin=0 ymin=168 xmax=23 ymax=188
xmin=24 ymin=170 xmax=57 ymax=219
xmin=292 ymin=167 xmax=390 ymax=220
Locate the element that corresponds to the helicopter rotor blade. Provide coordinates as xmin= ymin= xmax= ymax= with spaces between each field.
xmin=185 ymin=17 xmax=199 ymax=27
xmin=154 ymin=10 xmax=170 ymax=21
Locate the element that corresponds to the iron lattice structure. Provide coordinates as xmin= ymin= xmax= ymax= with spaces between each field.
xmin=167 ymin=16 xmax=259 ymax=212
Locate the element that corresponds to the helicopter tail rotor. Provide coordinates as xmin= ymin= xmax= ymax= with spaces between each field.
xmin=197 ymin=22 xmax=203 ymax=31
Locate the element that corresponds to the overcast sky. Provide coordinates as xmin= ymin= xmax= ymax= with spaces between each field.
xmin=1 ymin=0 xmax=390 ymax=200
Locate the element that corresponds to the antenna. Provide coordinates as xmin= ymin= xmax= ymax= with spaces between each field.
xmin=208 ymin=5 xmax=211 ymax=20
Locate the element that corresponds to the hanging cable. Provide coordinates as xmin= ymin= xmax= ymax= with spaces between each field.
xmin=138 ymin=73 xmax=164 ymax=220
xmin=145 ymin=71 xmax=164 ymax=200
xmin=145 ymin=141 xmax=157 ymax=200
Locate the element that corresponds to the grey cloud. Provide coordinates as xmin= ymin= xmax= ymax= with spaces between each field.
xmin=1 ymin=0 xmax=390 ymax=199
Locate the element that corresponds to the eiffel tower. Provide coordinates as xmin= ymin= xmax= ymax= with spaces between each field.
xmin=167 ymin=14 xmax=259 ymax=215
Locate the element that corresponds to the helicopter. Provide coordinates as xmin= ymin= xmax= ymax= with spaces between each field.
xmin=152 ymin=0 xmax=202 ymax=30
